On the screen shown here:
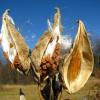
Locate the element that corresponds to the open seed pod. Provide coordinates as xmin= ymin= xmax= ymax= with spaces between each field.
xmin=63 ymin=20 xmax=94 ymax=93
xmin=0 ymin=9 xmax=31 ymax=74
xmin=31 ymin=8 xmax=62 ymax=81
xmin=31 ymin=32 xmax=52 ymax=72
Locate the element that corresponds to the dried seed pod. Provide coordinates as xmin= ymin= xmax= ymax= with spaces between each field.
xmin=1 ymin=10 xmax=31 ymax=74
xmin=63 ymin=20 xmax=94 ymax=93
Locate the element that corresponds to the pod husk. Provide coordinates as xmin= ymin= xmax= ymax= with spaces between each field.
xmin=63 ymin=20 xmax=94 ymax=93
xmin=2 ymin=10 xmax=30 ymax=73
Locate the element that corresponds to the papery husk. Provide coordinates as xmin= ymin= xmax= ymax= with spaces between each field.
xmin=63 ymin=20 xmax=94 ymax=93
xmin=31 ymin=32 xmax=52 ymax=72
xmin=2 ymin=10 xmax=31 ymax=73
xmin=39 ymin=8 xmax=62 ymax=80
xmin=31 ymin=8 xmax=62 ymax=73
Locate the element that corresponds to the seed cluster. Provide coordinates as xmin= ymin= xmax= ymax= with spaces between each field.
xmin=40 ymin=43 xmax=61 ymax=79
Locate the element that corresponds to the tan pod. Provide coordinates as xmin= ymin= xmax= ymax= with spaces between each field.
xmin=2 ymin=10 xmax=30 ymax=73
xmin=63 ymin=20 xmax=94 ymax=93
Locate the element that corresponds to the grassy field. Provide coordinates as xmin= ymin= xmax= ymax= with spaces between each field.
xmin=0 ymin=77 xmax=100 ymax=100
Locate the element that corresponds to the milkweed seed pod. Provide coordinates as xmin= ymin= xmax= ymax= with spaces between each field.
xmin=31 ymin=8 xmax=62 ymax=80
xmin=1 ymin=9 xmax=31 ymax=74
xmin=63 ymin=20 xmax=94 ymax=93
xmin=0 ymin=9 xmax=94 ymax=94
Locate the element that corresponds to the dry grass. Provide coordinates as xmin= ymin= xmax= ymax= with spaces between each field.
xmin=0 ymin=77 xmax=100 ymax=100
xmin=0 ymin=85 xmax=40 ymax=100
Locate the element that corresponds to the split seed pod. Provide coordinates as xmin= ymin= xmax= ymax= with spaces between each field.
xmin=31 ymin=8 xmax=62 ymax=80
xmin=1 ymin=10 xmax=31 ymax=74
xmin=63 ymin=20 xmax=94 ymax=93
